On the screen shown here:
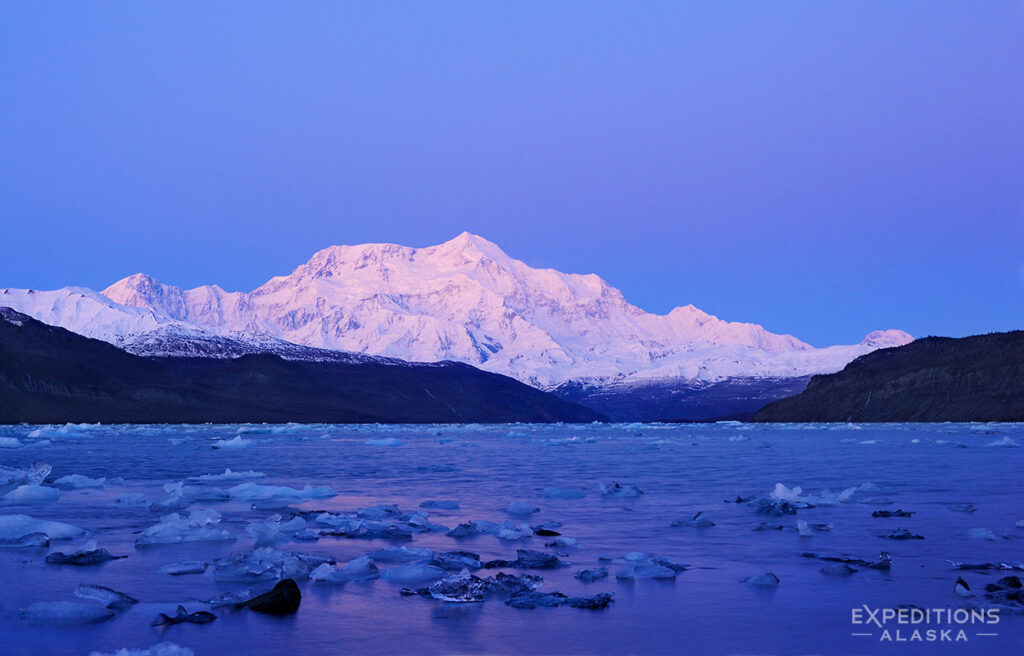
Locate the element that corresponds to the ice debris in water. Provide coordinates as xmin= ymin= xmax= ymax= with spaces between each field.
xmin=89 ymin=643 xmax=194 ymax=656
xmin=226 ymin=482 xmax=337 ymax=502
xmin=136 ymin=509 xmax=236 ymax=546
xmin=506 ymin=591 xmax=614 ymax=610
xmin=670 ymin=511 xmax=715 ymax=528
xmin=213 ymin=548 xmax=333 ymax=583
xmin=885 ymin=528 xmax=924 ymax=540
xmin=575 ymin=567 xmax=609 ymax=582
xmin=46 ymin=539 xmax=126 ymax=565
xmin=116 ymin=493 xmax=148 ymax=506
xmin=211 ymin=436 xmax=253 ymax=449
xmin=0 ymin=462 xmax=51 ymax=488
xmin=21 ymin=601 xmax=116 ymax=625
xmin=419 ymin=499 xmax=459 ymax=509
xmin=741 ymin=572 xmax=781 ymax=587
xmin=245 ymin=514 xmax=308 ymax=545
xmin=149 ymin=481 xmax=230 ymax=512
xmin=484 ymin=549 xmax=567 ymax=570
xmin=74 ymin=584 xmax=139 ymax=610
xmin=768 ymin=482 xmax=858 ymax=507
xmin=160 ymin=561 xmax=208 ymax=576
xmin=599 ymin=481 xmax=643 ymax=498
xmin=0 ymin=513 xmax=85 ymax=540
xmin=985 ymin=436 xmax=1020 ymax=447
xmin=401 ymin=570 xmax=543 ymax=601
xmin=802 ymin=552 xmax=892 ymax=570
xmin=506 ymin=501 xmax=540 ymax=516
xmin=0 ymin=437 xmax=23 ymax=448
xmin=967 ymin=528 xmax=1000 ymax=541
xmin=310 ymin=555 xmax=380 ymax=583
xmin=3 ymin=484 xmax=60 ymax=504
xmin=53 ymin=474 xmax=106 ymax=489
xmin=370 ymin=546 xmax=435 ymax=562
xmin=188 ymin=468 xmax=265 ymax=482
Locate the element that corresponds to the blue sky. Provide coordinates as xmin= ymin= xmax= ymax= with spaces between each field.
xmin=1 ymin=2 xmax=1021 ymax=346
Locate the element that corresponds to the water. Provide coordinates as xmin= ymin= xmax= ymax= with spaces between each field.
xmin=1 ymin=422 xmax=1022 ymax=655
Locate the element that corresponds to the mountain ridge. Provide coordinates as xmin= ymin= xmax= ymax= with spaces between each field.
xmin=3 ymin=233 xmax=912 ymax=388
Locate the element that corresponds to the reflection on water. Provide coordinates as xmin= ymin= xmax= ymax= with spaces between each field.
xmin=0 ymin=422 xmax=1022 ymax=655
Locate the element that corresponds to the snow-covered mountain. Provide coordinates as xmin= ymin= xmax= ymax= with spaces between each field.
xmin=2 ymin=232 xmax=912 ymax=388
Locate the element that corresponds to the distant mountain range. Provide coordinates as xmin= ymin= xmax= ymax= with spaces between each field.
xmin=754 ymin=331 xmax=1024 ymax=422
xmin=0 ymin=307 xmax=601 ymax=424
xmin=0 ymin=233 xmax=912 ymax=420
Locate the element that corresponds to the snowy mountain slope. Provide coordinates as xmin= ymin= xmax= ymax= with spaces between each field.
xmin=4 ymin=233 xmax=912 ymax=387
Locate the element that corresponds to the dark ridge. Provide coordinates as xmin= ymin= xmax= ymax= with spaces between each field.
xmin=753 ymin=331 xmax=1024 ymax=422
xmin=0 ymin=307 xmax=604 ymax=424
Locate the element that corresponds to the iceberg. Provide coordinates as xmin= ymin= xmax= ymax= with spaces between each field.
xmin=3 ymin=484 xmax=60 ymax=504
xmin=211 ymin=436 xmax=253 ymax=449
xmin=310 ymin=555 xmax=379 ymax=583
xmin=136 ymin=509 xmax=236 ymax=546
xmin=213 ymin=548 xmax=332 ymax=583
xmin=74 ymin=584 xmax=139 ymax=610
xmin=188 ymin=468 xmax=265 ymax=482
xmin=53 ymin=474 xmax=106 ymax=489
xmin=506 ymin=501 xmax=540 ymax=516
xmin=0 ymin=513 xmax=85 ymax=540
xmin=226 ymin=482 xmax=337 ymax=501
xmin=160 ymin=561 xmax=208 ymax=575
xmin=599 ymin=481 xmax=644 ymax=498
xmin=379 ymin=563 xmax=445 ymax=584
xmin=21 ymin=601 xmax=116 ymax=625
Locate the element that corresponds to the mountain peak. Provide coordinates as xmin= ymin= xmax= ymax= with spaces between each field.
xmin=429 ymin=232 xmax=510 ymax=263
xmin=860 ymin=329 xmax=914 ymax=347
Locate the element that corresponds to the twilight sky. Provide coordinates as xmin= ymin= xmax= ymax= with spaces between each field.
xmin=1 ymin=2 xmax=1021 ymax=346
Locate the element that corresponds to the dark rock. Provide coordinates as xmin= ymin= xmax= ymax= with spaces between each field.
xmin=45 ymin=549 xmax=126 ymax=566
xmin=152 ymin=605 xmax=217 ymax=626
xmin=886 ymin=528 xmax=924 ymax=540
xmin=236 ymin=578 xmax=302 ymax=615
xmin=872 ymin=509 xmax=915 ymax=518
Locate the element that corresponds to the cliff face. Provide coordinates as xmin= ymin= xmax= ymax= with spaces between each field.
xmin=0 ymin=307 xmax=603 ymax=424
xmin=753 ymin=332 xmax=1024 ymax=422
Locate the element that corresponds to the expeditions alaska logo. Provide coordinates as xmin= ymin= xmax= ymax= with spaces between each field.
xmin=851 ymin=606 xmax=1000 ymax=642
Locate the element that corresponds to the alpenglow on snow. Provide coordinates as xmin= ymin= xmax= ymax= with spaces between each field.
xmin=0 ymin=232 xmax=911 ymax=388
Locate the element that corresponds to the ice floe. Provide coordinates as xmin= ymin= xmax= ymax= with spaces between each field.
xmin=188 ymin=468 xmax=265 ymax=482
xmin=22 ymin=601 xmax=116 ymax=625
xmin=136 ymin=509 xmax=236 ymax=546
xmin=88 ymin=642 xmax=194 ymax=656
xmin=211 ymin=436 xmax=253 ymax=449
xmin=0 ymin=513 xmax=85 ymax=541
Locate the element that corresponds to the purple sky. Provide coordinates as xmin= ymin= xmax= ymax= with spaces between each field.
xmin=1 ymin=2 xmax=1021 ymax=346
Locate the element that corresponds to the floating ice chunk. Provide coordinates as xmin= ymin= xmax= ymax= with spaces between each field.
xmin=116 ymin=493 xmax=148 ymax=506
xmin=770 ymin=483 xmax=804 ymax=502
xmin=429 ymin=550 xmax=482 ymax=571
xmin=211 ymin=436 xmax=252 ymax=449
xmin=820 ymin=563 xmax=858 ymax=576
xmin=544 ymin=488 xmax=585 ymax=499
xmin=46 ymin=540 xmax=126 ymax=565
xmin=0 ymin=514 xmax=85 ymax=540
xmin=0 ymin=531 xmax=49 ymax=548
xmin=89 ymin=642 xmax=194 ymax=656
xmin=0 ymin=437 xmax=23 ymax=448
xmin=967 ymin=528 xmax=1000 ymax=541
xmin=543 ymin=536 xmax=577 ymax=550
xmin=616 ymin=562 xmax=675 ymax=580
xmin=74 ymin=584 xmax=139 ymax=610
xmin=427 ymin=569 xmax=489 ymax=602
xmin=1016 ymin=519 xmax=1024 ymax=529
xmin=575 ymin=567 xmax=609 ymax=582
xmin=188 ymin=468 xmax=265 ymax=482
xmin=741 ymin=572 xmax=780 ymax=587
xmin=3 ymin=484 xmax=60 ymax=504
xmin=797 ymin=520 xmax=812 ymax=537
xmin=213 ymin=548 xmax=332 ymax=583
xmin=670 ymin=511 xmax=715 ymax=528
xmin=728 ymin=435 xmax=748 ymax=442
xmin=137 ymin=509 xmax=236 ymax=546
xmin=885 ymin=528 xmax=924 ymax=540
xmin=419 ymin=500 xmax=460 ymax=510
xmin=21 ymin=601 xmax=115 ymax=625
xmin=380 ymin=563 xmax=445 ymax=584
xmin=986 ymin=436 xmax=1020 ymax=447
xmin=365 ymin=437 xmax=403 ymax=446
xmin=160 ymin=561 xmax=208 ymax=575
xmin=54 ymin=474 xmax=106 ymax=489
xmin=485 ymin=549 xmax=566 ymax=570
xmin=151 ymin=606 xmax=216 ymax=626
xmin=599 ymin=481 xmax=643 ymax=498
xmin=226 ymin=482 xmax=337 ymax=501
xmin=310 ymin=555 xmax=379 ymax=583
xmin=370 ymin=546 xmax=435 ymax=562
xmin=506 ymin=501 xmax=540 ymax=516
xmin=497 ymin=521 xmax=533 ymax=541
xmin=245 ymin=515 xmax=308 ymax=546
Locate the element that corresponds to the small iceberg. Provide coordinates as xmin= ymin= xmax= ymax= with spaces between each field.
xmin=211 ymin=436 xmax=253 ymax=449
xmin=54 ymin=474 xmax=106 ymax=489
xmin=88 ymin=642 xmax=194 ymax=656
xmin=188 ymin=468 xmax=265 ymax=482
xmin=21 ymin=601 xmax=115 ymax=625
xmin=136 ymin=509 xmax=236 ymax=546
